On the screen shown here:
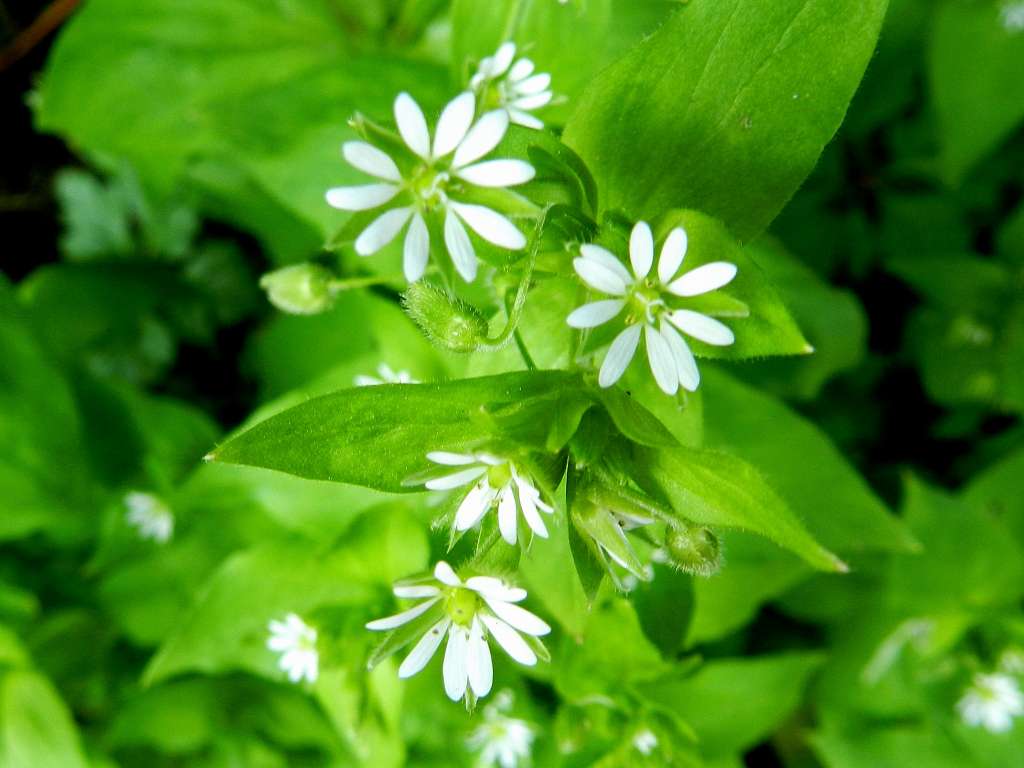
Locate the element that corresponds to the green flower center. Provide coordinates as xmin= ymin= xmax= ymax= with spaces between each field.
xmin=445 ymin=587 xmax=480 ymax=628
xmin=487 ymin=462 xmax=513 ymax=489
xmin=626 ymin=281 xmax=666 ymax=325
xmin=409 ymin=166 xmax=451 ymax=210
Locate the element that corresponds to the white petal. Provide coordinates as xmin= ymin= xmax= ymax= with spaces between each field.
xmin=467 ymin=617 xmax=493 ymax=697
xmin=453 ymin=110 xmax=509 ymax=168
xmin=515 ymin=73 xmax=552 ymax=95
xmin=661 ymin=322 xmax=700 ymax=392
xmin=491 ymin=42 xmax=516 ymax=76
xmin=444 ymin=207 xmax=478 ymax=282
xmin=566 ymin=299 xmax=625 ymax=328
xmin=434 ymin=561 xmax=462 ymax=587
xmin=645 ymin=324 xmax=679 ymax=395
xmin=433 ymin=91 xmax=476 ymax=158
xmin=355 ymin=207 xmax=412 ymax=256
xmin=454 ymin=479 xmax=496 ymax=531
xmin=393 ymin=585 xmax=441 ymax=599
xmin=455 ymin=159 xmax=535 ymax=187
xmin=365 ymin=596 xmax=440 ymax=631
xmin=403 ymin=212 xmax=430 ymax=282
xmin=465 ymin=576 xmax=527 ymax=603
xmin=517 ymin=487 xmax=549 ymax=539
xmin=579 ymin=244 xmax=633 ymax=285
xmin=267 ymin=636 xmax=292 ymax=652
xmin=325 ymin=184 xmax=399 ymax=211
xmin=629 ymin=221 xmax=654 ymax=279
xmin=398 ymin=618 xmax=450 ymax=678
xmin=598 ymin=324 xmax=642 ymax=388
xmin=498 ymin=486 xmax=518 ymax=545
xmin=424 ymin=466 xmax=486 ymax=490
xmin=508 ymin=109 xmax=544 ymax=130
xmin=483 ymin=598 xmax=551 ymax=636
xmin=427 ymin=451 xmax=479 ymax=466
xmin=394 ymin=92 xmax=431 ymax=159
xmin=443 ymin=624 xmax=470 ymax=701
xmin=450 ymin=202 xmax=526 ymax=250
xmin=574 ymin=258 xmax=629 ymax=296
xmin=342 ymin=141 xmax=401 ymax=182
xmin=480 ymin=614 xmax=536 ymax=666
xmin=508 ymin=58 xmax=534 ymax=82
xmin=511 ymin=92 xmax=553 ymax=110
xmin=658 ymin=227 xmax=688 ymax=283
xmin=667 ymin=262 xmax=738 ymax=297
xmin=667 ymin=309 xmax=736 ymax=346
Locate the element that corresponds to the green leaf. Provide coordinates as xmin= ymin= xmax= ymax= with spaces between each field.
xmin=811 ymin=716 xmax=978 ymax=768
xmin=701 ymin=366 xmax=919 ymax=557
xmin=0 ymin=670 xmax=88 ymax=768
xmin=929 ymin=0 xmax=1024 ymax=184
xmin=962 ymin=448 xmax=1024 ymax=549
xmin=640 ymin=444 xmax=846 ymax=572
xmin=637 ymin=653 xmax=824 ymax=758
xmin=563 ymin=0 xmax=888 ymax=241
xmin=211 ymin=372 xmax=587 ymax=492
xmin=632 ymin=565 xmax=694 ymax=657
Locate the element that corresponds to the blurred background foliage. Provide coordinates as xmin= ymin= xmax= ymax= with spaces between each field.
xmin=1 ymin=0 xmax=1023 ymax=766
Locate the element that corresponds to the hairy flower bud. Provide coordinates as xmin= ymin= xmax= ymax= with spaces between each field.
xmin=260 ymin=263 xmax=334 ymax=315
xmin=664 ymin=523 xmax=721 ymax=577
xmin=402 ymin=282 xmax=489 ymax=353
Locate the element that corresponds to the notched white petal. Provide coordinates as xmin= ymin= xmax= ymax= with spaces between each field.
xmin=443 ymin=624 xmax=469 ymax=701
xmin=444 ymin=207 xmax=479 ymax=282
xmin=598 ymin=324 xmax=642 ymax=388
xmin=365 ymin=596 xmax=440 ymax=631
xmin=398 ymin=617 xmax=450 ymax=678
xmin=433 ymin=91 xmax=476 ymax=158
xmin=427 ymin=451 xmax=478 ymax=466
xmin=579 ymin=244 xmax=633 ymax=284
xmin=450 ymin=202 xmax=526 ymax=250
xmin=434 ymin=561 xmax=462 ymax=586
xmin=355 ymin=207 xmax=412 ymax=256
xmin=667 ymin=262 xmax=738 ymax=297
xmin=424 ymin=466 xmax=486 ymax=490
xmin=658 ymin=227 xmax=688 ymax=283
xmin=453 ymin=110 xmax=510 ymax=169
xmin=574 ymin=258 xmax=629 ymax=296
xmin=455 ymin=159 xmax=535 ymax=187
xmin=325 ymin=184 xmax=399 ymax=211
xmin=566 ymin=299 xmax=625 ymax=328
xmin=394 ymin=92 xmax=431 ymax=159
xmin=403 ymin=212 xmax=430 ymax=282
xmin=480 ymin=614 xmax=536 ymax=666
xmin=342 ymin=141 xmax=401 ymax=182
xmin=630 ymin=221 xmax=654 ymax=280
xmin=661 ymin=322 xmax=700 ymax=392
xmin=667 ymin=309 xmax=736 ymax=346
xmin=645 ymin=324 xmax=679 ymax=395
xmin=483 ymin=598 xmax=551 ymax=636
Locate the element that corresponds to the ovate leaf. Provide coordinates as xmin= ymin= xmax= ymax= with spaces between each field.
xmin=563 ymin=0 xmax=888 ymax=240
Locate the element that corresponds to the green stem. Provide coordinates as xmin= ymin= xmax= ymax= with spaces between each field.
xmin=327 ymin=274 xmax=405 ymax=293
xmin=513 ymin=328 xmax=536 ymax=371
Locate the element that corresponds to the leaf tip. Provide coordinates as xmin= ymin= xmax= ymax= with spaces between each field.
xmin=801 ymin=343 xmax=815 ymax=355
xmin=203 ymin=451 xmax=217 ymax=463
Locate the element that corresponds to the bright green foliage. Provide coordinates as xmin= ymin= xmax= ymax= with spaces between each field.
xmin=563 ymin=0 xmax=889 ymax=240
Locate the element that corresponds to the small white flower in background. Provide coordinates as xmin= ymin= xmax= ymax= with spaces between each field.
xmin=1002 ymin=2 xmax=1024 ymax=32
xmin=267 ymin=613 xmax=319 ymax=684
xmin=467 ymin=689 xmax=535 ymax=768
xmin=957 ymin=672 xmax=1024 ymax=733
xmin=470 ymin=42 xmax=554 ymax=130
xmin=567 ymin=221 xmax=738 ymax=395
xmin=419 ymin=452 xmax=554 ymax=545
xmin=366 ymin=561 xmax=550 ymax=703
xmin=124 ymin=491 xmax=174 ymax=543
xmin=354 ymin=362 xmax=418 ymax=387
xmin=326 ymin=92 xmax=534 ymax=283
xmin=632 ymin=728 xmax=659 ymax=755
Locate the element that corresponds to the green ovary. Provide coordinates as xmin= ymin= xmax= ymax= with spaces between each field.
xmin=446 ymin=587 xmax=480 ymax=627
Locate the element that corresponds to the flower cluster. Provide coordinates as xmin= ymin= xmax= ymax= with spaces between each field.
xmin=568 ymin=220 xmax=738 ymax=394
xmin=124 ymin=491 xmax=174 ymax=543
xmin=367 ymin=562 xmax=550 ymax=704
xmin=466 ymin=690 xmax=536 ymax=767
xmin=327 ymin=91 xmax=534 ymax=284
xmin=470 ymin=42 xmax=554 ymax=130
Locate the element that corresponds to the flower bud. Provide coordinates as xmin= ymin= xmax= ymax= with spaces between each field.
xmin=402 ymin=282 xmax=489 ymax=353
xmin=259 ymin=263 xmax=334 ymax=315
xmin=664 ymin=524 xmax=721 ymax=577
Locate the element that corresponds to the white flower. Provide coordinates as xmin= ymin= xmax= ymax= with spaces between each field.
xmin=1002 ymin=2 xmax=1024 ymax=32
xmin=632 ymin=729 xmax=658 ymax=755
xmin=467 ymin=690 xmax=535 ymax=768
xmin=354 ymin=362 xmax=417 ymax=387
xmin=957 ymin=672 xmax=1024 ymax=733
xmin=326 ymin=92 xmax=535 ymax=283
xmin=419 ymin=452 xmax=555 ymax=545
xmin=366 ymin=561 xmax=551 ymax=703
xmin=470 ymin=42 xmax=553 ymax=130
xmin=267 ymin=613 xmax=319 ymax=684
xmin=567 ymin=221 xmax=738 ymax=395
xmin=124 ymin=491 xmax=174 ymax=543
xmin=1000 ymin=648 xmax=1024 ymax=675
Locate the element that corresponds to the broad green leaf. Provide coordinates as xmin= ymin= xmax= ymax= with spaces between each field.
xmin=632 ymin=565 xmax=694 ymax=657
xmin=638 ymin=653 xmax=823 ymax=758
xmin=0 ymin=670 xmax=88 ymax=768
xmin=739 ymin=239 xmax=868 ymax=399
xmin=812 ymin=716 xmax=979 ymax=768
xmin=701 ymin=366 xmax=918 ymax=557
xmin=640 ymin=444 xmax=844 ymax=571
xmin=962 ymin=448 xmax=1024 ymax=548
xmin=563 ymin=0 xmax=888 ymax=241
xmin=929 ymin=0 xmax=1024 ymax=184
xmin=888 ymin=475 xmax=1024 ymax=613
xmin=211 ymin=372 xmax=588 ymax=491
